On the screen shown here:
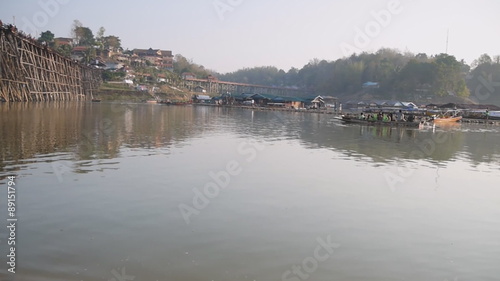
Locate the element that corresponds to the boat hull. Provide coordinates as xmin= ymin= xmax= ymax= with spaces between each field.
xmin=341 ymin=117 xmax=421 ymax=128
xmin=432 ymin=116 xmax=462 ymax=123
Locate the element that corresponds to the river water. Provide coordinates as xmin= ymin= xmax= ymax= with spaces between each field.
xmin=0 ymin=102 xmax=499 ymax=281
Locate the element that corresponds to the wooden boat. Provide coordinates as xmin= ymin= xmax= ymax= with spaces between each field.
xmin=341 ymin=116 xmax=422 ymax=128
xmin=432 ymin=115 xmax=462 ymax=123
xmin=428 ymin=110 xmax=462 ymax=123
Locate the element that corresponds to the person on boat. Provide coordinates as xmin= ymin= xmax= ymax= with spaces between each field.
xmin=397 ymin=110 xmax=406 ymax=122
xmin=485 ymin=108 xmax=489 ymax=120
xmin=359 ymin=112 xmax=366 ymax=120
xmin=377 ymin=111 xmax=383 ymax=121
xmin=407 ymin=114 xmax=415 ymax=122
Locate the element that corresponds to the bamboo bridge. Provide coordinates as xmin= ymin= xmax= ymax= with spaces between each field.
xmin=182 ymin=77 xmax=306 ymax=97
xmin=0 ymin=24 xmax=101 ymax=102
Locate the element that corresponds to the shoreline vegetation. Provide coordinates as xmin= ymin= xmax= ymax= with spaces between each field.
xmin=3 ymin=19 xmax=499 ymax=107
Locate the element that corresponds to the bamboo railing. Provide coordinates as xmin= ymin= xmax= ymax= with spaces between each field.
xmin=0 ymin=24 xmax=101 ymax=102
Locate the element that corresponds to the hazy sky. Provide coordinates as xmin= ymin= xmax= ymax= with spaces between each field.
xmin=1 ymin=0 xmax=499 ymax=73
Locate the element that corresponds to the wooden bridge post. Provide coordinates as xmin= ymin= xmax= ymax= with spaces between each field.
xmin=0 ymin=25 xmax=101 ymax=102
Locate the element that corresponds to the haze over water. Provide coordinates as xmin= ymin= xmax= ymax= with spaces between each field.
xmin=0 ymin=102 xmax=499 ymax=281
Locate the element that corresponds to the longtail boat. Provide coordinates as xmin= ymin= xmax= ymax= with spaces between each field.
xmin=341 ymin=116 xmax=422 ymax=128
xmin=432 ymin=116 xmax=462 ymax=123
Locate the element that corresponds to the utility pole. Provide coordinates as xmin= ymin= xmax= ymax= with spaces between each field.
xmin=445 ymin=29 xmax=449 ymax=54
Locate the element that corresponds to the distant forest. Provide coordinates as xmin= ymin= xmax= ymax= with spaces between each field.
xmin=214 ymin=48 xmax=500 ymax=104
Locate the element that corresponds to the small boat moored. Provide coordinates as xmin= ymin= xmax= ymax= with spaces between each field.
xmin=432 ymin=115 xmax=462 ymax=123
xmin=341 ymin=115 xmax=423 ymax=128
xmin=430 ymin=110 xmax=462 ymax=123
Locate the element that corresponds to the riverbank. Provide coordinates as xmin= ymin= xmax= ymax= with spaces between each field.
xmin=95 ymin=82 xmax=191 ymax=102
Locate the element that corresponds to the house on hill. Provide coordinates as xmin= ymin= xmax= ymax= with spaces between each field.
xmin=132 ymin=48 xmax=174 ymax=70
xmin=54 ymin=37 xmax=73 ymax=47
xmin=182 ymin=72 xmax=196 ymax=80
xmin=71 ymin=46 xmax=89 ymax=61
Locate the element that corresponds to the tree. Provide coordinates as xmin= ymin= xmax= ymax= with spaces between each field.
xmin=55 ymin=45 xmax=72 ymax=57
xmin=471 ymin=53 xmax=493 ymax=69
xmin=432 ymin=54 xmax=469 ymax=97
xmin=38 ymin=30 xmax=55 ymax=47
xmin=96 ymin=26 xmax=105 ymax=40
xmin=173 ymin=54 xmax=191 ymax=75
xmin=75 ymin=27 xmax=95 ymax=46
xmin=95 ymin=26 xmax=106 ymax=50
xmin=285 ymin=67 xmax=299 ymax=86
xmin=70 ymin=20 xmax=82 ymax=38
xmin=103 ymin=35 xmax=121 ymax=51
xmin=71 ymin=20 xmax=95 ymax=46
xmin=82 ymin=47 xmax=97 ymax=64
xmin=396 ymin=59 xmax=435 ymax=97
xmin=415 ymin=53 xmax=428 ymax=61
xmin=173 ymin=54 xmax=211 ymax=78
xmin=467 ymin=55 xmax=500 ymax=104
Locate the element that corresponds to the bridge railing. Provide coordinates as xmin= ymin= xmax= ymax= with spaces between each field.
xmin=0 ymin=24 xmax=101 ymax=102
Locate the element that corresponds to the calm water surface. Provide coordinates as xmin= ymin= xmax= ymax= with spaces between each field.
xmin=0 ymin=102 xmax=499 ymax=281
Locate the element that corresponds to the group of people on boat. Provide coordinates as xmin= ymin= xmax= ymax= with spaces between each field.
xmin=358 ymin=110 xmax=415 ymax=122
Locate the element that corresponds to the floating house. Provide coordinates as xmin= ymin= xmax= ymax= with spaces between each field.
xmin=192 ymin=94 xmax=212 ymax=104
xmin=211 ymin=92 xmax=337 ymax=110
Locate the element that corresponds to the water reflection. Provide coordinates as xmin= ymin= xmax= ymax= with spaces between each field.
xmin=0 ymin=103 xmax=222 ymax=179
xmin=1 ymin=103 xmax=500 ymax=281
xmin=1 ymin=103 xmax=500 ymax=179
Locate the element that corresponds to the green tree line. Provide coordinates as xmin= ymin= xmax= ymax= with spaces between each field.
xmin=219 ymin=49 xmax=500 ymax=103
